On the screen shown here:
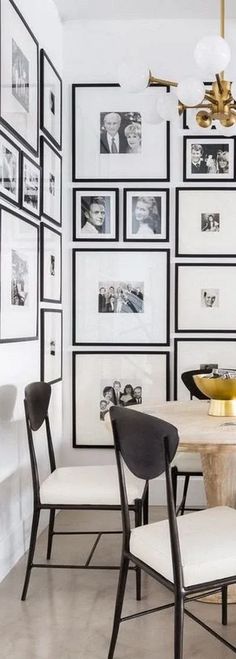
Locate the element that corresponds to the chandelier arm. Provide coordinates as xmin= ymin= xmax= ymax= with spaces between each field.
xmin=216 ymin=74 xmax=223 ymax=94
xmin=204 ymin=94 xmax=218 ymax=105
xmin=149 ymin=73 xmax=178 ymax=88
xmin=182 ymin=103 xmax=214 ymax=110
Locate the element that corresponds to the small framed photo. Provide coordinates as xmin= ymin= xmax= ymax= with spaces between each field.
xmin=41 ymin=309 xmax=62 ymax=384
xmin=21 ymin=153 xmax=41 ymax=218
xmin=0 ymin=204 xmax=39 ymax=342
xmin=0 ymin=131 xmax=20 ymax=206
xmin=174 ymin=338 xmax=236 ymax=400
xmin=73 ymin=188 xmax=119 ymax=241
xmin=73 ymin=350 xmax=169 ymax=447
xmin=124 ymin=188 xmax=169 ymax=242
xmin=183 ymin=136 xmax=235 ymax=182
xmin=40 ymin=136 xmax=62 ymax=226
xmin=73 ymin=249 xmax=170 ymax=346
xmin=40 ymin=223 xmax=62 ymax=303
xmin=0 ymin=0 xmax=39 ymax=155
xmin=72 ymin=83 xmax=170 ymax=182
xmin=176 ymin=187 xmax=236 ymax=257
xmin=176 ymin=263 xmax=236 ymax=332
xmin=40 ymin=49 xmax=62 ymax=151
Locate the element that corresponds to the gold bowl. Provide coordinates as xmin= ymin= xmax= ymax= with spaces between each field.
xmin=193 ymin=374 xmax=236 ymax=416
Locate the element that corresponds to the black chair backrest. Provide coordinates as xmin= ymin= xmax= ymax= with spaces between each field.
xmin=181 ymin=369 xmax=210 ymax=400
xmin=24 ymin=382 xmax=55 ymax=504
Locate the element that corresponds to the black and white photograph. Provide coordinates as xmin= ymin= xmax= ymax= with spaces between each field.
xmin=124 ymin=188 xmax=169 ymax=241
xmin=98 ymin=282 xmax=144 ymax=313
xmin=174 ymin=338 xmax=236 ymax=400
xmin=41 ymin=309 xmax=62 ymax=384
xmin=0 ymin=0 xmax=39 ymax=154
xmin=11 ymin=248 xmax=28 ymax=306
xmin=73 ymin=188 xmax=119 ymax=241
xmin=21 ymin=153 xmax=41 ymax=217
xmin=183 ymin=136 xmax=235 ymax=182
xmin=0 ymin=131 xmax=20 ymax=205
xmin=40 ymin=223 xmax=61 ymax=303
xmin=40 ymin=136 xmax=62 ymax=225
xmin=201 ymin=288 xmax=219 ymax=308
xmin=201 ymin=213 xmax=220 ymax=232
xmin=40 ymin=49 xmax=62 ymax=150
xmin=73 ymin=351 xmax=169 ymax=447
xmin=72 ymin=84 xmax=169 ymax=182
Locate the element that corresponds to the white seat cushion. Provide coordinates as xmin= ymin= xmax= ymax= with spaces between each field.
xmin=130 ymin=506 xmax=236 ymax=587
xmin=172 ymin=451 xmax=202 ymax=473
xmin=40 ymin=465 xmax=145 ymax=506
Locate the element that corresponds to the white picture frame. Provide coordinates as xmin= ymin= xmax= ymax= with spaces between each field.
xmin=0 ymin=130 xmax=20 ymax=206
xmin=40 ymin=223 xmax=61 ymax=303
xmin=183 ymin=135 xmax=235 ymax=182
xmin=21 ymin=153 xmax=41 ymax=218
xmin=40 ymin=136 xmax=62 ymax=226
xmin=124 ymin=188 xmax=169 ymax=242
xmin=41 ymin=309 xmax=62 ymax=384
xmin=40 ymin=49 xmax=62 ymax=151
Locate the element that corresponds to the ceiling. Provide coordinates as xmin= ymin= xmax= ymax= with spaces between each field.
xmin=54 ymin=0 xmax=236 ymax=22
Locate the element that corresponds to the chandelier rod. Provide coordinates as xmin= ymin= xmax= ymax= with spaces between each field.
xmin=220 ymin=0 xmax=225 ymax=79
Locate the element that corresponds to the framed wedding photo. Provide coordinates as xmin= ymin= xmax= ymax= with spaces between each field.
xmin=21 ymin=153 xmax=41 ymax=218
xmin=73 ymin=248 xmax=169 ymax=346
xmin=72 ymin=83 xmax=170 ymax=182
xmin=40 ymin=49 xmax=62 ymax=151
xmin=0 ymin=131 xmax=20 ymax=206
xmin=183 ymin=136 xmax=236 ymax=182
xmin=40 ymin=136 xmax=62 ymax=226
xmin=73 ymin=188 xmax=119 ymax=241
xmin=73 ymin=350 xmax=170 ymax=447
xmin=0 ymin=0 xmax=39 ymax=155
xmin=0 ymin=205 xmax=39 ymax=342
xmin=174 ymin=338 xmax=236 ymax=400
xmin=176 ymin=263 xmax=236 ymax=332
xmin=124 ymin=188 xmax=169 ymax=242
xmin=40 ymin=223 xmax=62 ymax=303
xmin=41 ymin=309 xmax=62 ymax=384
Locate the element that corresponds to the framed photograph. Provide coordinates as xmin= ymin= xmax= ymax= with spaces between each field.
xmin=21 ymin=153 xmax=41 ymax=218
xmin=40 ymin=49 xmax=62 ymax=151
xmin=176 ymin=263 xmax=236 ymax=333
xmin=0 ymin=0 xmax=39 ymax=155
xmin=176 ymin=188 xmax=236 ymax=257
xmin=41 ymin=309 xmax=62 ymax=384
xmin=183 ymin=136 xmax=235 ymax=182
xmin=124 ymin=188 xmax=169 ymax=242
xmin=174 ymin=338 xmax=236 ymax=400
xmin=40 ymin=136 xmax=62 ymax=226
xmin=40 ymin=223 xmax=62 ymax=303
xmin=0 ymin=130 xmax=20 ymax=205
xmin=73 ymin=188 xmax=119 ymax=241
xmin=73 ymin=350 xmax=169 ymax=447
xmin=73 ymin=249 xmax=170 ymax=346
xmin=72 ymin=83 xmax=170 ymax=182
xmin=0 ymin=204 xmax=38 ymax=342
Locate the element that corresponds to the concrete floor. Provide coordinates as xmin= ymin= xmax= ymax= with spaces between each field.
xmin=0 ymin=507 xmax=236 ymax=659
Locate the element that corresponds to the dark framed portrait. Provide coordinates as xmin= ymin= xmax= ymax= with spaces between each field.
xmin=183 ymin=135 xmax=236 ymax=182
xmin=40 ymin=222 xmax=62 ymax=303
xmin=73 ymin=188 xmax=119 ymax=241
xmin=41 ymin=309 xmax=62 ymax=384
xmin=123 ymin=188 xmax=169 ymax=242
xmin=21 ymin=153 xmax=41 ymax=218
xmin=40 ymin=49 xmax=62 ymax=151
xmin=174 ymin=338 xmax=236 ymax=400
xmin=40 ymin=136 xmax=62 ymax=226
xmin=0 ymin=130 xmax=21 ymax=206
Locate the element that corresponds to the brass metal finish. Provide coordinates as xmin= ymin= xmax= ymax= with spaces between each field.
xmin=209 ymin=399 xmax=236 ymax=417
xmin=193 ymin=374 xmax=236 ymax=417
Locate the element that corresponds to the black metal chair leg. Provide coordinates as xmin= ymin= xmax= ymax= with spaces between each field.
xmin=143 ymin=483 xmax=149 ymax=525
xmin=222 ymin=585 xmax=228 ymax=626
xmin=178 ymin=475 xmax=190 ymax=516
xmin=108 ymin=555 xmax=129 ymax=659
xmin=46 ymin=509 xmax=55 ymax=560
xmin=21 ymin=509 xmax=40 ymax=601
xmin=174 ymin=594 xmax=184 ymax=659
xmin=135 ymin=499 xmax=142 ymax=601
xmin=171 ymin=466 xmax=178 ymax=508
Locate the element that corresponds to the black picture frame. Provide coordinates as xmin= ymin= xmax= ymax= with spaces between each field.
xmin=41 ymin=308 xmax=63 ymax=384
xmin=40 ymin=49 xmax=62 ymax=151
xmin=40 ymin=136 xmax=62 ymax=226
xmin=72 ymin=350 xmax=170 ymax=448
xmin=0 ymin=129 xmax=21 ymax=206
xmin=183 ymin=135 xmax=236 ymax=183
xmin=174 ymin=337 xmax=236 ymax=400
xmin=123 ymin=188 xmax=169 ymax=242
xmin=73 ymin=187 xmax=119 ymax=241
xmin=21 ymin=152 xmax=41 ymax=218
xmin=40 ymin=222 xmax=62 ymax=303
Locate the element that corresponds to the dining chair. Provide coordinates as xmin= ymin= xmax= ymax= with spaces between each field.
xmin=21 ymin=381 xmax=148 ymax=601
xmin=108 ymin=405 xmax=236 ymax=659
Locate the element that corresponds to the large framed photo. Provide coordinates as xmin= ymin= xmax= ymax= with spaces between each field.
xmin=174 ymin=338 xmax=236 ymax=400
xmin=21 ymin=153 xmax=41 ymax=218
xmin=73 ymin=350 xmax=169 ymax=447
xmin=0 ymin=0 xmax=39 ymax=155
xmin=124 ymin=188 xmax=169 ymax=242
xmin=73 ymin=188 xmax=119 ymax=241
xmin=176 ymin=263 xmax=236 ymax=333
xmin=0 ymin=205 xmax=38 ymax=342
xmin=183 ymin=136 xmax=235 ymax=182
xmin=72 ymin=83 xmax=170 ymax=182
xmin=40 ymin=136 xmax=62 ymax=226
xmin=0 ymin=130 xmax=20 ymax=206
xmin=176 ymin=188 xmax=236 ymax=257
xmin=40 ymin=49 xmax=62 ymax=151
xmin=40 ymin=223 xmax=62 ymax=303
xmin=41 ymin=309 xmax=62 ymax=384
xmin=73 ymin=249 xmax=170 ymax=346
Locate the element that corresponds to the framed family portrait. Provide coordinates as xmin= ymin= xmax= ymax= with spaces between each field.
xmin=72 ymin=83 xmax=170 ymax=182
xmin=174 ymin=338 xmax=236 ymax=400
xmin=73 ymin=350 xmax=170 ymax=447
xmin=123 ymin=188 xmax=169 ymax=242
xmin=176 ymin=263 xmax=236 ymax=332
xmin=73 ymin=188 xmax=119 ymax=241
xmin=0 ymin=130 xmax=20 ymax=206
xmin=40 ymin=223 xmax=62 ymax=303
xmin=73 ymin=249 xmax=169 ymax=346
xmin=183 ymin=136 xmax=236 ymax=182
xmin=21 ymin=153 xmax=41 ymax=218
xmin=40 ymin=136 xmax=62 ymax=226
xmin=0 ymin=0 xmax=39 ymax=155
xmin=0 ymin=205 xmax=38 ymax=342
xmin=41 ymin=309 xmax=62 ymax=384
xmin=176 ymin=188 xmax=236 ymax=257
xmin=40 ymin=49 xmax=62 ymax=151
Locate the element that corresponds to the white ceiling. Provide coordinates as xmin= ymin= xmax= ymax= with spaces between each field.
xmin=54 ymin=0 xmax=236 ymax=22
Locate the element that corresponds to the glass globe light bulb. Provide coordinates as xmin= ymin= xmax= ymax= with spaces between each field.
xmin=194 ymin=36 xmax=231 ymax=76
xmin=177 ymin=77 xmax=205 ymax=107
xmin=231 ymin=81 xmax=236 ymax=100
xmin=156 ymin=92 xmax=179 ymax=121
xmin=118 ymin=61 xmax=149 ymax=93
